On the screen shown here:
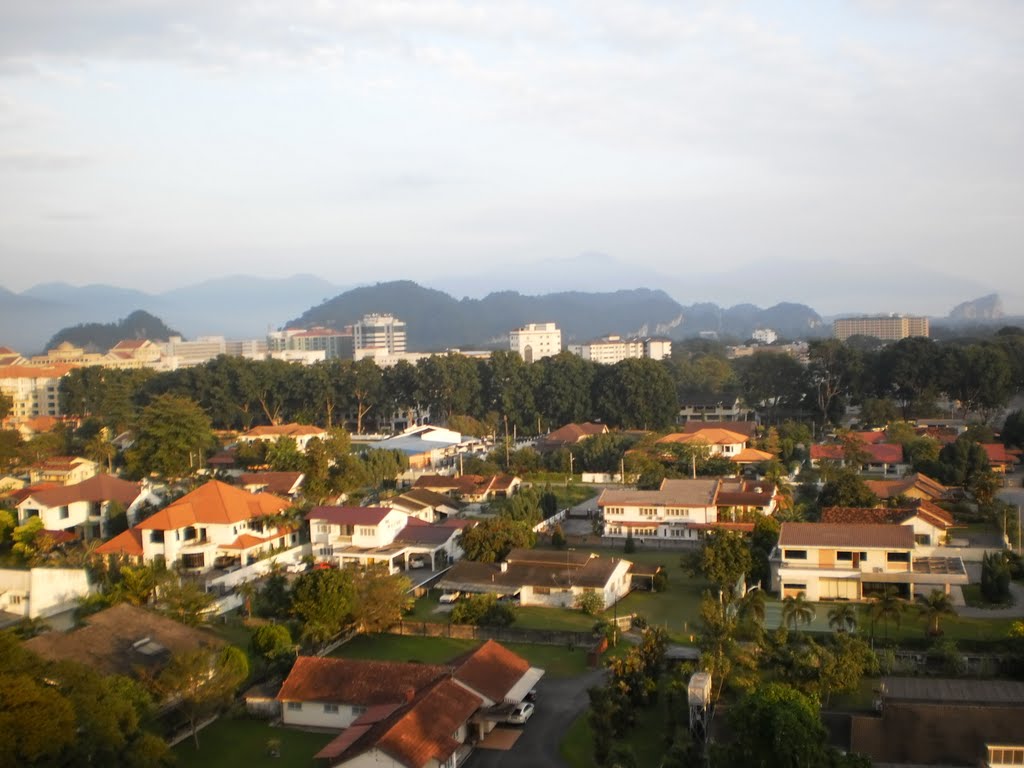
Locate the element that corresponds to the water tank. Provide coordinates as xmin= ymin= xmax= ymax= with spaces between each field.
xmin=688 ymin=672 xmax=712 ymax=707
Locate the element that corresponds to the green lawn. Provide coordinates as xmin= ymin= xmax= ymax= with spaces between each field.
xmin=961 ymin=583 xmax=1014 ymax=609
xmin=560 ymin=688 xmax=672 ymax=768
xmin=172 ymin=717 xmax=332 ymax=768
xmin=330 ymin=633 xmax=592 ymax=677
xmin=855 ymin=604 xmax=1017 ymax=645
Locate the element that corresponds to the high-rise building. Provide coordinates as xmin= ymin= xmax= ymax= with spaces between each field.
xmin=833 ymin=316 xmax=929 ymax=342
xmin=509 ymin=323 xmax=561 ymax=362
xmin=267 ymin=327 xmax=354 ymax=359
xmin=354 ymin=314 xmax=407 ymax=356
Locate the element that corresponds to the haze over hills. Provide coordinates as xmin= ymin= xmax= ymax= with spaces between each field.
xmin=1 ymin=273 xmax=1020 ymax=355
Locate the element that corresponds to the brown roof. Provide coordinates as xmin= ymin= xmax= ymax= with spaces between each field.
xmin=598 ymin=478 xmax=720 ymax=508
xmin=21 ymin=474 xmax=142 ymax=508
xmin=440 ymin=551 xmax=630 ymax=593
xmin=277 ymin=656 xmax=448 ymax=705
xmin=396 ymin=488 xmax=466 ymax=510
xmin=982 ymin=443 xmax=1019 ymax=465
xmin=449 ymin=639 xmax=532 ymax=703
xmin=241 ymin=423 xmax=326 ymax=438
xmin=306 ymin=506 xmax=393 ymax=526
xmin=23 ymin=603 xmax=223 ymax=677
xmin=865 ymin=472 xmax=949 ymax=500
xmin=375 ymin=677 xmax=482 ymax=766
xmin=239 ymin=471 xmax=304 ymax=495
xmin=136 ymin=480 xmax=288 ymax=530
xmin=680 ymin=420 xmax=757 ymax=438
xmin=538 ymin=422 xmax=608 ymax=449
xmin=394 ymin=524 xmax=461 ymax=546
xmin=94 ymin=527 xmax=144 ymax=557
xmin=811 ymin=443 xmax=904 ymax=463
xmin=821 ymin=503 xmax=954 ymax=531
xmin=778 ymin=522 xmax=915 ymax=549
xmin=657 ymin=428 xmax=748 ymax=446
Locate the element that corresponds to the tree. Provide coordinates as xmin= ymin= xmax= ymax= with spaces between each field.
xmin=458 ymin=518 xmax=536 ymax=563
xmin=126 ymin=394 xmax=216 ymax=478
xmin=981 ymin=551 xmax=1012 ymax=604
xmin=1003 ymin=410 xmax=1024 ymax=449
xmin=535 ymin=352 xmax=596 ymax=427
xmin=697 ymin=594 xmax=758 ymax=703
xmin=749 ymin=514 xmax=780 ymax=588
xmin=869 ymin=587 xmax=904 ymax=642
xmin=817 ymin=634 xmax=878 ymax=706
xmin=352 ymin=566 xmax=413 ymax=633
xmin=827 ymin=603 xmax=857 ymax=634
xmin=0 ymin=672 xmax=77 ymax=765
xmin=449 ymin=593 xmax=517 ymax=627
xmin=817 ymin=468 xmax=878 ymax=509
xmin=266 ymin=437 xmax=304 ymax=471
xmin=738 ymin=351 xmax=803 ymax=423
xmin=805 ymin=340 xmax=861 ymax=425
xmin=158 ymin=579 xmax=215 ymax=626
xmin=781 ymin=592 xmax=815 ymax=631
xmin=158 ymin=646 xmax=249 ymax=749
xmin=251 ymin=623 xmax=295 ymax=674
xmin=918 ymin=589 xmax=955 ymax=636
xmin=697 ymin=530 xmax=752 ymax=601
xmin=117 ymin=564 xmax=159 ymax=606
xmin=592 ymin=358 xmax=677 ymax=430
xmin=11 ymin=517 xmax=46 ymax=563
xmin=0 ymin=509 xmax=15 ymax=548
xmin=85 ymin=428 xmax=117 ymax=473
xmin=290 ymin=568 xmax=357 ymax=646
xmin=723 ymin=683 xmax=829 ymax=768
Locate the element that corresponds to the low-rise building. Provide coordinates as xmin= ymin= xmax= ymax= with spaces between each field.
xmin=820 ymin=502 xmax=955 ymax=547
xmin=810 ymin=442 xmax=908 ymax=477
xmin=27 ymin=456 xmax=99 ymax=486
xmin=770 ymin=522 xmax=967 ymax=601
xmin=865 ymin=473 xmax=950 ymax=503
xmin=509 ymin=323 xmax=561 ymax=363
xmin=0 ymin=567 xmax=91 ymax=627
xmin=238 ymin=423 xmax=329 ymax=452
xmin=568 ymin=335 xmax=672 ymax=364
xmin=16 ymin=474 xmax=149 ymax=540
xmin=657 ymin=428 xmax=749 ymax=458
xmin=412 ymin=473 xmax=521 ymax=502
xmin=535 ymin=422 xmax=609 ymax=453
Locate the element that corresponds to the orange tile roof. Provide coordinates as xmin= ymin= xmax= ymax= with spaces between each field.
xmin=0 ymin=363 xmax=76 ymax=378
xmin=449 ymin=639 xmax=531 ymax=703
xmin=375 ymin=678 xmax=482 ymax=767
xmin=22 ymin=474 xmax=141 ymax=508
xmin=241 ymin=423 xmax=327 ymax=438
xmin=730 ymin=447 xmax=774 ymax=463
xmin=136 ymin=480 xmax=288 ymax=530
xmin=277 ymin=657 xmax=448 ymax=705
xmin=658 ymin=428 xmax=748 ymax=445
xmin=221 ymin=533 xmax=278 ymax=550
xmin=94 ymin=528 xmax=144 ymax=557
xmin=865 ymin=473 xmax=948 ymax=500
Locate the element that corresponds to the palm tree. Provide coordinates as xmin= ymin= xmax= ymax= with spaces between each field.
xmin=737 ymin=588 xmax=767 ymax=626
xmin=85 ymin=430 xmax=117 ymax=474
xmin=918 ymin=589 xmax=956 ymax=636
xmin=869 ymin=587 xmax=904 ymax=642
xmin=781 ymin=591 xmax=816 ymax=631
xmin=827 ymin=603 xmax=857 ymax=634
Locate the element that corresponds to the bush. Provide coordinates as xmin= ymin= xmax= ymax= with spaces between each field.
xmin=652 ymin=570 xmax=669 ymax=593
xmin=575 ymin=591 xmax=605 ymax=616
xmin=551 ymin=524 xmax=566 ymax=549
xmin=631 ymin=615 xmax=649 ymax=630
xmin=624 ymin=530 xmax=636 ymax=554
xmin=450 ymin=594 xmax=517 ymax=627
xmin=981 ymin=551 xmax=1012 ymax=603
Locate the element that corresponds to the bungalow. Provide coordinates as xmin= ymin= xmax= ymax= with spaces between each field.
xmin=16 ymin=474 xmax=150 ymax=540
xmin=771 ymin=522 xmax=967 ymax=602
xmin=385 ymin=488 xmax=466 ymax=523
xmin=412 ymin=474 xmax=521 ymax=503
xmin=598 ymin=477 xmax=778 ymax=542
xmin=238 ymin=423 xmax=328 ymax=452
xmin=680 ymin=420 xmax=757 ymax=439
xmin=437 ymin=548 xmax=633 ymax=610
xmin=981 ymin=444 xmax=1019 ymax=474
xmin=820 ymin=501 xmax=955 ymax=547
xmin=865 ymin=472 xmax=950 ymax=503
xmin=95 ymin=480 xmax=294 ymax=570
xmin=810 ymin=442 xmax=908 ymax=477
xmin=279 ymin=640 xmax=544 ymax=767
xmin=27 ymin=456 xmax=99 ymax=486
xmin=239 ymin=471 xmax=305 ymax=498
xmin=536 ymin=422 xmax=609 ymax=453
xmin=657 ymin=428 xmax=749 ymax=458
xmin=367 ymin=425 xmax=464 ymax=470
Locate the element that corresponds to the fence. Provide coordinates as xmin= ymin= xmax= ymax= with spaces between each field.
xmin=582 ymin=473 xmax=622 ymax=484
xmin=533 ymin=509 xmax=568 ymax=533
xmin=388 ymin=620 xmax=597 ymax=648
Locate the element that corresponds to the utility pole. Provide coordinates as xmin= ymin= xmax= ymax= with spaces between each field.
xmin=503 ymin=414 xmax=510 ymax=468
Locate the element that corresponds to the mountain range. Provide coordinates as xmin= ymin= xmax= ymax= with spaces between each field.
xmin=0 ymin=275 xmax=1017 ymax=355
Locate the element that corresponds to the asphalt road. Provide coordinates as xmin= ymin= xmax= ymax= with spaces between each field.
xmin=465 ymin=668 xmax=608 ymax=768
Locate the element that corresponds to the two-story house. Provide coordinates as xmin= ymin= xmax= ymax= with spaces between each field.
xmin=810 ymin=442 xmax=908 ymax=477
xmin=656 ymin=428 xmax=749 ymax=458
xmin=27 ymin=456 xmax=99 ymax=486
xmin=95 ymin=480 xmax=292 ymax=570
xmin=307 ymin=506 xmax=411 ymax=570
xmin=771 ymin=522 xmax=967 ymax=602
xmin=820 ymin=502 xmax=955 ymax=547
xmin=597 ymin=478 xmax=777 ymax=542
xmin=16 ymin=474 xmax=149 ymax=540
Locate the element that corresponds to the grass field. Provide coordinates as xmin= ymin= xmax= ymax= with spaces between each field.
xmin=330 ymin=633 xmax=592 ymax=677
xmin=172 ymin=717 xmax=332 ymax=768
xmin=961 ymin=583 xmax=1015 ymax=609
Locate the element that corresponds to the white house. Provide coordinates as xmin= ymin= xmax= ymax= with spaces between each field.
xmin=771 ymin=522 xmax=968 ymax=602
xmin=16 ymin=474 xmax=150 ymax=540
xmin=819 ymin=503 xmax=956 ymax=548
xmin=598 ymin=478 xmax=778 ymax=542
xmin=96 ymin=480 xmax=293 ymax=570
xmin=27 ymin=456 xmax=99 ymax=486
xmin=657 ymin=428 xmax=749 ymax=458
xmin=238 ymin=423 xmax=329 ymax=452
xmin=0 ymin=567 xmax=91 ymax=627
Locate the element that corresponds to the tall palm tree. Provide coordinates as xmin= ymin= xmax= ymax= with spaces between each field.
xmin=85 ymin=430 xmax=117 ymax=474
xmin=870 ymin=587 xmax=904 ymax=642
xmin=827 ymin=603 xmax=857 ymax=634
xmin=737 ymin=587 xmax=767 ymax=626
xmin=918 ymin=589 xmax=956 ymax=636
xmin=781 ymin=592 xmax=816 ymax=631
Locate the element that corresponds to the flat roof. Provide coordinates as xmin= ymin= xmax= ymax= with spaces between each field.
xmin=882 ymin=677 xmax=1024 ymax=705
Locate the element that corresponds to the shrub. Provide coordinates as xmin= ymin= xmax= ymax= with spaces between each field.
xmin=981 ymin=551 xmax=1012 ymax=603
xmin=575 ymin=590 xmax=605 ymax=616
xmin=652 ymin=570 xmax=669 ymax=593
xmin=450 ymin=594 xmax=517 ymax=627
xmin=551 ymin=524 xmax=566 ymax=549
xmin=624 ymin=530 xmax=636 ymax=554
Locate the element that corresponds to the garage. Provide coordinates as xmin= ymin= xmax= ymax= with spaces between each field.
xmin=820 ymin=578 xmax=858 ymax=600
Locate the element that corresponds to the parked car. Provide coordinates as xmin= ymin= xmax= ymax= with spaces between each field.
xmin=313 ymin=561 xmax=337 ymax=571
xmin=506 ymin=702 xmax=535 ymax=725
xmin=213 ymin=555 xmax=240 ymax=570
xmin=439 ymin=591 xmax=461 ymax=604
xmin=408 ymin=555 xmax=429 ymax=570
xmin=286 ymin=561 xmax=310 ymax=574
xmin=524 ymin=688 xmax=538 ymax=703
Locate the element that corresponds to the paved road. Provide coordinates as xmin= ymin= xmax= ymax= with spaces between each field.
xmin=465 ymin=668 xmax=607 ymax=768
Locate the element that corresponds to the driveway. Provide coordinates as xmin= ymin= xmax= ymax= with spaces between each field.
xmin=465 ymin=668 xmax=607 ymax=768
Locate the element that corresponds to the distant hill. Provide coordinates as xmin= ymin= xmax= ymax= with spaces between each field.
xmin=44 ymin=310 xmax=181 ymax=352
xmin=948 ymin=293 xmax=1004 ymax=322
xmin=288 ymin=281 xmax=826 ymax=348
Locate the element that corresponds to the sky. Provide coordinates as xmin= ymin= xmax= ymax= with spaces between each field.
xmin=0 ymin=1 xmax=1022 ymax=315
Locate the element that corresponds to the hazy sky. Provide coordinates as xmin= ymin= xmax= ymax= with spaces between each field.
xmin=1 ymin=1 xmax=1022 ymax=313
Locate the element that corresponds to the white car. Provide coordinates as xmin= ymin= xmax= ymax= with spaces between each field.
xmin=408 ymin=555 xmax=429 ymax=570
xmin=286 ymin=561 xmax=310 ymax=574
xmin=506 ymin=702 xmax=535 ymax=725
xmin=439 ymin=591 xmax=461 ymax=604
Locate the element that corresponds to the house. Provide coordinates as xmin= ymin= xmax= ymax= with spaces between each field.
xmin=385 ymin=488 xmax=466 ymax=523
xmin=94 ymin=480 xmax=293 ymax=570
xmin=103 ymin=339 xmax=162 ymax=369
xmin=849 ymin=678 xmax=1024 ymax=767
xmin=981 ymin=444 xmax=1019 ymax=474
xmin=307 ymin=505 xmax=467 ymax=572
xmin=27 ymin=456 xmax=99 ymax=486
xmin=730 ymin=447 xmax=775 ymax=465
xmin=770 ymin=522 xmax=967 ymax=601
xmin=412 ymin=474 xmax=521 ymax=502
xmin=820 ymin=502 xmax=956 ymax=547
xmin=239 ymin=471 xmax=305 ymax=498
xmin=438 ymin=548 xmax=633 ymax=609
xmin=598 ymin=478 xmax=778 ymax=542
xmin=23 ymin=602 xmax=224 ymax=678
xmin=677 ymin=394 xmax=749 ymax=424
xmin=680 ymin=420 xmax=758 ymax=439
xmin=279 ymin=640 xmax=544 ymax=767
xmin=0 ymin=475 xmax=26 ymax=495
xmin=238 ymin=423 xmax=328 ymax=452
xmin=536 ymin=422 xmax=609 ymax=453
xmin=367 ymin=425 xmax=465 ymax=470
xmin=0 ymin=567 xmax=91 ymax=629
xmin=810 ymin=442 xmax=908 ymax=477
xmin=865 ymin=472 xmax=950 ymax=503
xmin=657 ymin=428 xmax=749 ymax=458
xmin=16 ymin=474 xmax=149 ymax=540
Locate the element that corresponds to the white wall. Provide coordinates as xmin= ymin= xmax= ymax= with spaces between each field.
xmin=282 ymin=701 xmax=366 ymax=729
xmin=0 ymin=568 xmax=91 ymax=619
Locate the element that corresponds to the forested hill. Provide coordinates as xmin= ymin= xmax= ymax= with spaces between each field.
xmin=288 ymin=281 xmax=825 ymax=348
xmin=44 ymin=310 xmax=180 ymax=352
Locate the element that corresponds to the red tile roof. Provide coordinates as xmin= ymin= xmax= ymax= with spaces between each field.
xmin=982 ymin=444 xmax=1019 ymax=465
xmin=239 ymin=471 xmax=303 ymax=495
xmin=865 ymin=473 xmax=948 ymax=500
xmin=779 ymin=522 xmax=915 ymax=549
xmin=306 ymin=506 xmax=393 ymax=526
xmin=136 ymin=480 xmax=288 ymax=530
xmin=94 ymin=528 xmax=144 ymax=557
xmin=20 ymin=474 xmax=141 ymax=508
xmin=821 ymin=502 xmax=954 ymax=531
xmin=811 ymin=443 xmax=904 ymax=464
xmin=277 ymin=657 xmax=448 ymax=705
xmin=449 ymin=639 xmax=531 ymax=703
xmin=241 ymin=423 xmax=327 ymax=438
xmin=375 ymin=677 xmax=482 ymax=767
xmin=539 ymin=422 xmax=608 ymax=448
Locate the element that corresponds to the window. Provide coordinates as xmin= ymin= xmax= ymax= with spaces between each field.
xmin=784 ymin=549 xmax=807 ymax=560
xmin=182 ymin=552 xmax=205 ymax=569
xmin=886 ymin=552 xmax=910 ymax=563
xmin=351 ymin=705 xmax=367 ymax=717
xmin=837 ymin=551 xmax=853 ymax=561
xmin=914 ymin=534 xmax=931 ymax=546
xmin=783 ymin=583 xmax=807 ymax=590
xmin=534 ymin=587 xmax=551 ymax=595
xmin=287 ymin=702 xmax=302 ymax=711
xmin=58 ymin=507 xmax=69 ymax=520
xmin=9 ymin=595 xmax=21 ymax=605
xmin=323 ymin=704 xmax=339 ymax=714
